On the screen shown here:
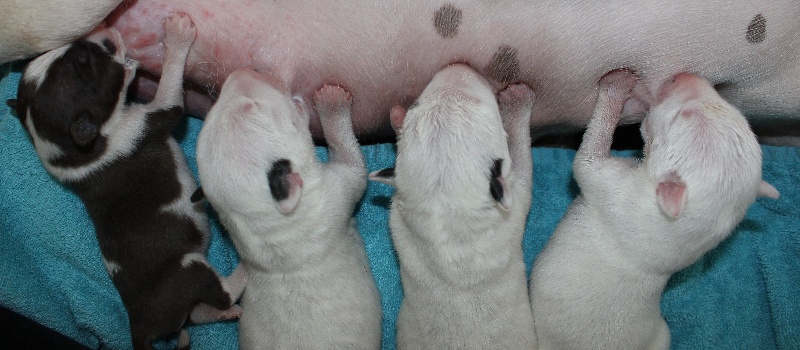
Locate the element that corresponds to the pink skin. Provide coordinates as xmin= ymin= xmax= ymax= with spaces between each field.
xmin=104 ymin=0 xmax=800 ymax=141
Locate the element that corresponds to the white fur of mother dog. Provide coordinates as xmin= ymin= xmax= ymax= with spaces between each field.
xmin=529 ymin=71 xmax=780 ymax=350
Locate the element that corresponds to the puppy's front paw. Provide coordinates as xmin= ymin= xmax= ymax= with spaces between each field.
xmin=164 ymin=12 xmax=197 ymax=51
xmin=499 ymin=83 xmax=534 ymax=128
xmin=314 ymin=85 xmax=353 ymax=119
xmin=599 ymin=69 xmax=637 ymax=96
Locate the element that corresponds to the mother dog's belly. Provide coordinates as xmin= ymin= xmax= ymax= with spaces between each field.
xmin=107 ymin=0 xmax=800 ymax=141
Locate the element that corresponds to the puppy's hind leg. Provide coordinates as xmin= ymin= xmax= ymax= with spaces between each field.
xmin=151 ymin=13 xmax=196 ymax=110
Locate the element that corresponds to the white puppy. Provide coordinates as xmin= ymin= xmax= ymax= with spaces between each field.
xmin=7 ymin=14 xmax=246 ymax=350
xmin=370 ymin=64 xmax=536 ymax=349
xmin=196 ymin=69 xmax=382 ymax=349
xmin=529 ymin=71 xmax=780 ymax=350
xmin=0 ymin=0 xmax=123 ymax=64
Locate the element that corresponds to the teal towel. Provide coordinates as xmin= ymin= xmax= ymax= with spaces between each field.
xmin=1 ymin=64 xmax=798 ymax=349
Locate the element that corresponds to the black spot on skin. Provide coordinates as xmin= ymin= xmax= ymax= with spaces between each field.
xmin=268 ymin=159 xmax=293 ymax=201
xmin=746 ymin=14 xmax=766 ymax=43
xmin=485 ymin=45 xmax=520 ymax=83
xmin=190 ymin=187 xmax=205 ymax=203
xmin=489 ymin=158 xmax=504 ymax=203
xmin=433 ymin=3 xmax=462 ymax=39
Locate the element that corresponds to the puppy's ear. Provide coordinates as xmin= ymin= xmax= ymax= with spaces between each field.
xmin=656 ymin=172 xmax=687 ymax=218
xmin=267 ymin=159 xmax=303 ymax=213
xmin=368 ymin=168 xmax=396 ymax=187
xmin=758 ymin=181 xmax=780 ymax=200
xmin=70 ymin=112 xmax=99 ymax=147
xmin=490 ymin=159 xmax=512 ymax=211
xmin=390 ymin=105 xmax=406 ymax=133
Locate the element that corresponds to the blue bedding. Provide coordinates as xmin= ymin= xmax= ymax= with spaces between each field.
xmin=1 ymin=64 xmax=799 ymax=349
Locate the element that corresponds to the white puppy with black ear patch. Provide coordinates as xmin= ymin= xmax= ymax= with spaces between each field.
xmin=196 ymin=69 xmax=382 ymax=349
xmin=370 ymin=63 xmax=536 ymax=349
xmin=8 ymin=14 xmax=246 ymax=350
xmin=0 ymin=0 xmax=123 ymax=64
xmin=529 ymin=71 xmax=780 ymax=350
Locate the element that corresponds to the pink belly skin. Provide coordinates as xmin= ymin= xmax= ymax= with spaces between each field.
xmin=107 ymin=0 xmax=800 ymax=141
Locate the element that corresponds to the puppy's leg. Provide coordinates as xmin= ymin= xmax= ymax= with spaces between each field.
xmin=576 ymin=71 xmax=636 ymax=161
xmin=150 ymin=13 xmax=196 ymax=110
xmin=573 ymin=71 xmax=636 ymax=185
xmin=498 ymin=83 xmax=535 ymax=217
xmin=314 ymin=85 xmax=367 ymax=202
xmin=189 ymin=264 xmax=247 ymax=323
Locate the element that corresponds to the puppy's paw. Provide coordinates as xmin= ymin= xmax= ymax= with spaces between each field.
xmin=599 ymin=69 xmax=637 ymax=96
xmin=314 ymin=85 xmax=353 ymax=119
xmin=499 ymin=83 xmax=534 ymax=116
xmin=164 ymin=12 xmax=197 ymax=50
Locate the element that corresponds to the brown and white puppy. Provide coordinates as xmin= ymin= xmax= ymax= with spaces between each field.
xmin=529 ymin=71 xmax=780 ymax=350
xmin=0 ymin=0 xmax=123 ymax=64
xmin=7 ymin=14 xmax=245 ymax=350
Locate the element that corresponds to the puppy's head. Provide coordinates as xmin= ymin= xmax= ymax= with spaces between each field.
xmin=371 ymin=64 xmax=512 ymax=211
xmin=9 ymin=28 xmax=136 ymax=168
xmin=642 ymin=73 xmax=778 ymax=221
xmin=197 ymin=68 xmax=314 ymax=218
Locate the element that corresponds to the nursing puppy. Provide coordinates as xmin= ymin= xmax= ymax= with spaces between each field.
xmin=370 ymin=64 xmax=536 ymax=349
xmin=0 ymin=0 xmax=123 ymax=64
xmin=7 ymin=14 xmax=245 ymax=350
xmin=195 ymin=69 xmax=382 ymax=349
xmin=529 ymin=71 xmax=780 ymax=350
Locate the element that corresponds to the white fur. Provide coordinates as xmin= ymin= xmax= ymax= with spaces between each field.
xmin=160 ymin=141 xmax=209 ymax=234
xmin=381 ymin=64 xmax=536 ymax=349
xmin=21 ymin=45 xmax=70 ymax=89
xmin=0 ymin=0 xmax=123 ymax=64
xmin=529 ymin=72 xmax=778 ymax=350
xmin=102 ymin=257 xmax=121 ymax=277
xmin=196 ymin=69 xmax=381 ymax=349
xmin=180 ymin=252 xmax=207 ymax=268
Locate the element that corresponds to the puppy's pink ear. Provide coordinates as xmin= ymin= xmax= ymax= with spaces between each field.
xmin=368 ymin=168 xmax=395 ymax=187
xmin=490 ymin=159 xmax=513 ymax=211
xmin=758 ymin=181 xmax=780 ymax=199
xmin=267 ymin=159 xmax=303 ymax=214
xmin=656 ymin=172 xmax=687 ymax=219
xmin=390 ymin=106 xmax=406 ymax=133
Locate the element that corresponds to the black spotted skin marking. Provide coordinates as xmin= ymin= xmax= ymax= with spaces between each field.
xmin=746 ymin=14 xmax=766 ymax=43
xmin=434 ymin=3 xmax=462 ymax=39
xmin=485 ymin=45 xmax=520 ymax=83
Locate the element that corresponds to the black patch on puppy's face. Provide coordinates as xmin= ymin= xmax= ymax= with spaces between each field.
xmin=268 ymin=159 xmax=293 ymax=201
xmin=489 ymin=158 xmax=504 ymax=203
xmin=14 ymin=39 xmax=126 ymax=166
